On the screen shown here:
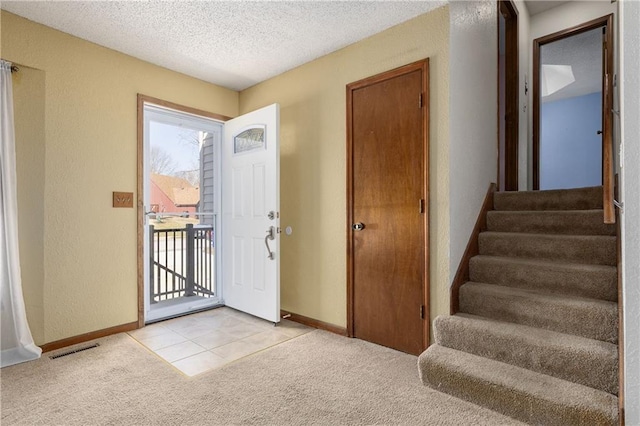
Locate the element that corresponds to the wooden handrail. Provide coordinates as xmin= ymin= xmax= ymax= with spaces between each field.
xmin=603 ymin=72 xmax=615 ymax=224
xmin=602 ymin=15 xmax=615 ymax=224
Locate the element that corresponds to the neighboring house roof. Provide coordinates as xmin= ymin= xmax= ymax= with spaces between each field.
xmin=173 ymin=187 xmax=200 ymax=207
xmin=151 ymin=173 xmax=199 ymax=206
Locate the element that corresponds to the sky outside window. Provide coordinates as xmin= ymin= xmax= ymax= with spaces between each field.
xmin=149 ymin=121 xmax=200 ymax=179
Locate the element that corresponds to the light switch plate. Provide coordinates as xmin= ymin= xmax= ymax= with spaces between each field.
xmin=113 ymin=191 xmax=133 ymax=208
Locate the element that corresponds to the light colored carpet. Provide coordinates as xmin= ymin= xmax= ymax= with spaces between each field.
xmin=0 ymin=330 xmax=523 ymax=425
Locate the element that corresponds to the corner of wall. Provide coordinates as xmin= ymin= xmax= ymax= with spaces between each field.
xmin=620 ymin=0 xmax=640 ymax=423
xmin=448 ymin=0 xmax=498 ymax=285
xmin=3 ymin=11 xmax=240 ymax=344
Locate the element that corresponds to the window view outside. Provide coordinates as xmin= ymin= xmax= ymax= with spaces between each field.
xmin=150 ymin=121 xmax=201 ymax=225
xmin=148 ymin=120 xmax=216 ymax=305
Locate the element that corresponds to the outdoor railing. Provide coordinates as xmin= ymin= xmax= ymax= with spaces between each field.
xmin=149 ymin=223 xmax=215 ymax=303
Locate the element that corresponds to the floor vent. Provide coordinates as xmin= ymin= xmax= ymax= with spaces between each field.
xmin=49 ymin=343 xmax=100 ymax=360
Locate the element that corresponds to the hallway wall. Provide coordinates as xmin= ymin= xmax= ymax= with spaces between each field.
xmin=620 ymin=0 xmax=640 ymax=422
xmin=448 ymin=0 xmax=498 ymax=283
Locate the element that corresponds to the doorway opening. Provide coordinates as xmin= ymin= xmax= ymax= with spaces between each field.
xmin=533 ymin=15 xmax=614 ymax=222
xmin=137 ymin=96 xmax=282 ymax=327
xmin=346 ymin=59 xmax=429 ymax=356
xmin=139 ymin=97 xmax=226 ymax=324
xmin=498 ymin=0 xmax=519 ymax=191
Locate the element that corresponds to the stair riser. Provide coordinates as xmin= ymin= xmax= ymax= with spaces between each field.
xmin=434 ymin=316 xmax=618 ymax=394
xmin=459 ymin=284 xmax=618 ymax=343
xmin=469 ymin=257 xmax=617 ymax=302
xmin=419 ymin=347 xmax=617 ymax=426
xmin=493 ymin=186 xmax=603 ymax=211
xmin=486 ymin=211 xmax=616 ymax=236
xmin=479 ymin=233 xmax=616 ymax=266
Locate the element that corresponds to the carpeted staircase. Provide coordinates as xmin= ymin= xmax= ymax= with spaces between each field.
xmin=418 ymin=186 xmax=619 ymax=425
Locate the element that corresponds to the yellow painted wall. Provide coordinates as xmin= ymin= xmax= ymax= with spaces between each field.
xmin=13 ymin=67 xmax=46 ymax=345
xmin=1 ymin=11 xmax=238 ymax=344
xmin=240 ymin=6 xmax=450 ymax=328
xmin=3 ymin=6 xmax=450 ymax=343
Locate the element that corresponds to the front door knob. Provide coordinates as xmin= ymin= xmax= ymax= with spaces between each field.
xmin=352 ymin=223 xmax=365 ymax=231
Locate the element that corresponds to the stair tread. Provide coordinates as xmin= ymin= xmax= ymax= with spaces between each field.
xmin=481 ymin=231 xmax=616 ymax=240
xmin=469 ymin=255 xmax=618 ymax=301
xmin=462 ymin=281 xmax=617 ymax=309
xmin=459 ymin=282 xmax=618 ymax=343
xmin=435 ymin=314 xmax=618 ymax=394
xmin=443 ymin=313 xmax=617 ymax=354
xmin=487 ymin=209 xmax=608 ymax=219
xmin=486 ymin=209 xmax=615 ymax=235
xmin=471 ymin=254 xmax=616 ymax=272
xmin=419 ymin=344 xmax=618 ymax=425
xmin=489 ymin=208 xmax=605 ymax=214
xmin=479 ymin=232 xmax=617 ymax=266
xmin=494 ymin=186 xmax=603 ymax=211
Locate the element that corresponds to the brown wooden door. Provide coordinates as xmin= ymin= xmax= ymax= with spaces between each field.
xmin=347 ymin=60 xmax=428 ymax=356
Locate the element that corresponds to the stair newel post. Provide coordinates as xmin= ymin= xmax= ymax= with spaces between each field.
xmin=185 ymin=224 xmax=195 ymax=297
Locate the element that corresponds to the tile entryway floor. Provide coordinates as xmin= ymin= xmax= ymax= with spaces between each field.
xmin=128 ymin=307 xmax=312 ymax=376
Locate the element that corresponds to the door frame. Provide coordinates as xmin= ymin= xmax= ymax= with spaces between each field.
xmin=345 ymin=59 xmax=430 ymax=350
xmin=532 ymin=15 xmax=614 ymax=196
xmin=136 ymin=94 xmax=230 ymax=328
xmin=498 ymin=0 xmax=519 ymax=191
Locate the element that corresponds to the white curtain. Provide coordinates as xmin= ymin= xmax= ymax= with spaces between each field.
xmin=0 ymin=60 xmax=42 ymax=367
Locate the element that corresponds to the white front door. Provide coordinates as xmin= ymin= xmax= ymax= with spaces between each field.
xmin=222 ymin=104 xmax=280 ymax=323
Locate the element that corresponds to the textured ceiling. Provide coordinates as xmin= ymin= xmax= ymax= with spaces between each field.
xmin=540 ymin=27 xmax=602 ymax=103
xmin=1 ymin=1 xmax=446 ymax=91
xmin=525 ymin=0 xmax=571 ymax=16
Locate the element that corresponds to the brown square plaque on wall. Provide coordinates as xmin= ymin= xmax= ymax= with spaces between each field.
xmin=113 ymin=191 xmax=133 ymax=208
